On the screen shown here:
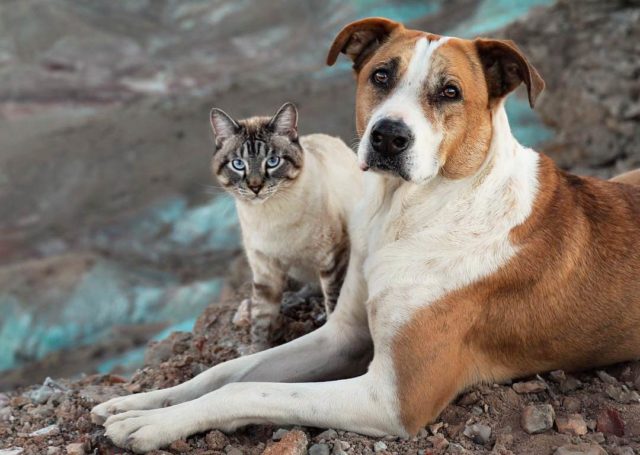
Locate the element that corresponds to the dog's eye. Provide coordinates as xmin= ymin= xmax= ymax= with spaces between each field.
xmin=230 ymin=159 xmax=246 ymax=171
xmin=371 ymin=69 xmax=390 ymax=86
xmin=441 ymin=85 xmax=460 ymax=100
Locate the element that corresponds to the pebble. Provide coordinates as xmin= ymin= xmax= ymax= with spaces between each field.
xmin=205 ymin=430 xmax=229 ymax=450
xmin=549 ymin=370 xmax=567 ymax=383
xmin=272 ymin=428 xmax=289 ymax=441
xmin=232 ymin=299 xmax=252 ymax=327
xmin=596 ymin=408 xmax=625 ymax=436
xmin=448 ymin=443 xmax=471 ymax=454
xmin=563 ymin=396 xmax=582 ymax=413
xmin=596 ymin=370 xmax=618 ymax=384
xmin=309 ymin=443 xmax=330 ymax=455
xmin=373 ymin=441 xmax=387 ymax=452
xmin=521 ymin=404 xmax=555 ymax=434
xmin=555 ymin=414 xmax=588 ymax=436
xmin=427 ymin=434 xmax=449 ymax=451
xmin=554 ymin=443 xmax=607 ymax=455
xmin=512 ymin=380 xmax=546 ymax=394
xmin=316 ymin=429 xmax=338 ymax=441
xmin=331 ymin=445 xmax=348 ymax=455
xmin=263 ymin=430 xmax=308 ymax=455
xmin=65 ymin=443 xmax=85 ymax=455
xmin=0 ymin=393 xmax=9 ymax=408
xmin=29 ymin=377 xmax=66 ymax=405
xmin=463 ymin=423 xmax=492 ymax=444
xmin=225 ymin=447 xmax=243 ymax=455
xmin=559 ymin=376 xmax=582 ymax=393
xmin=29 ymin=424 xmax=60 ymax=437
xmin=458 ymin=391 xmax=479 ymax=406
xmin=611 ymin=448 xmax=635 ymax=455
xmin=429 ymin=422 xmax=443 ymax=435
xmin=169 ymin=440 xmax=191 ymax=452
xmin=0 ymin=449 xmax=24 ymax=455
xmin=46 ymin=447 xmax=60 ymax=455
xmin=605 ymin=384 xmax=640 ymax=404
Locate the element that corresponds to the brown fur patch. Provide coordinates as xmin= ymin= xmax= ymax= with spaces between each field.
xmin=394 ymin=155 xmax=640 ymax=434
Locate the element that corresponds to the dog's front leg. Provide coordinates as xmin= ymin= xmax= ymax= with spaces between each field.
xmin=92 ymin=255 xmax=370 ymax=423
xmin=104 ymin=364 xmax=405 ymax=453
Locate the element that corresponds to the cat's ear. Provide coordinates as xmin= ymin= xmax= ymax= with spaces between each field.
xmin=210 ymin=108 xmax=240 ymax=145
xmin=268 ymin=102 xmax=298 ymax=140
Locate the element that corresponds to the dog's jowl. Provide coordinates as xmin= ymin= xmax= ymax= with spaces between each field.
xmin=93 ymin=18 xmax=640 ymax=453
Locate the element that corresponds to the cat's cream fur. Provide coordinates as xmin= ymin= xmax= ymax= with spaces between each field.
xmin=236 ymin=133 xmax=362 ymax=349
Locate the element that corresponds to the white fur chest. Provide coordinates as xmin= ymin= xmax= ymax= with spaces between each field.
xmin=359 ymin=143 xmax=540 ymax=333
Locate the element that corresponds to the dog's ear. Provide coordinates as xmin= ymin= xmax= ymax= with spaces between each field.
xmin=327 ymin=17 xmax=403 ymax=71
xmin=475 ymin=39 xmax=545 ymax=108
xmin=210 ymin=108 xmax=240 ymax=146
xmin=268 ymin=102 xmax=298 ymax=140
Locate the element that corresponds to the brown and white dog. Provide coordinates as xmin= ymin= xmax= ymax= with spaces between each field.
xmin=92 ymin=18 xmax=640 ymax=452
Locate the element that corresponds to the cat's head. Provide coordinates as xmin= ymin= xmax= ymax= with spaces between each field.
xmin=209 ymin=102 xmax=303 ymax=203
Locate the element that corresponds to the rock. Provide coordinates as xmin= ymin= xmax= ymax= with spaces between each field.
xmin=205 ymin=430 xmax=229 ymax=450
xmin=331 ymin=447 xmax=347 ymax=455
xmin=65 ymin=443 xmax=85 ymax=455
xmin=549 ymin=370 xmax=567 ymax=383
xmin=559 ymin=376 xmax=582 ymax=393
xmin=373 ymin=441 xmax=387 ymax=452
xmin=611 ymin=448 xmax=635 ymax=455
xmin=0 ymin=449 xmax=24 ymax=455
xmin=315 ymin=429 xmax=338 ymax=441
xmin=554 ymin=444 xmax=607 ymax=455
xmin=512 ymin=380 xmax=546 ymax=394
xmin=605 ymin=384 xmax=640 ymax=404
xmin=429 ymin=422 xmax=444 ymax=435
xmin=596 ymin=371 xmax=618 ymax=384
xmin=233 ymin=299 xmax=252 ymax=327
xmin=555 ymin=414 xmax=588 ymax=436
xmin=427 ymin=434 xmax=449 ymax=451
xmin=463 ymin=423 xmax=492 ymax=444
xmin=448 ymin=443 xmax=471 ymax=454
xmin=169 ymin=440 xmax=191 ymax=452
xmin=309 ymin=443 xmax=330 ymax=455
xmin=0 ymin=393 xmax=9 ymax=408
xmin=29 ymin=377 xmax=66 ymax=404
xmin=226 ymin=447 xmax=243 ymax=455
xmin=521 ymin=404 xmax=555 ymax=434
xmin=272 ymin=428 xmax=289 ymax=441
xmin=46 ymin=447 xmax=60 ymax=455
xmin=596 ymin=408 xmax=625 ymax=436
xmin=563 ymin=396 xmax=582 ymax=413
xmin=458 ymin=391 xmax=479 ymax=406
xmin=29 ymin=424 xmax=60 ymax=437
xmin=263 ymin=430 xmax=308 ymax=455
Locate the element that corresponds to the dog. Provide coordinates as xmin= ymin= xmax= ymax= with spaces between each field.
xmin=92 ymin=18 xmax=640 ymax=452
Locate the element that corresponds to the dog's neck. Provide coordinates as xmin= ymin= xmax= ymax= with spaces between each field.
xmin=364 ymin=104 xmax=540 ymax=246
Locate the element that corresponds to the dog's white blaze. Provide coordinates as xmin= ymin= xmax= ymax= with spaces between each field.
xmin=358 ymin=37 xmax=450 ymax=182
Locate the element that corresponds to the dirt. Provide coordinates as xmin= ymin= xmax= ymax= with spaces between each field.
xmin=1 ymin=286 xmax=640 ymax=455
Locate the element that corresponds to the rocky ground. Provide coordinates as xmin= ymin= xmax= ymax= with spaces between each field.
xmin=1 ymin=286 xmax=640 ymax=455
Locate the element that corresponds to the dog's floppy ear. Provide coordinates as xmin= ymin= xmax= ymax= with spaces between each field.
xmin=268 ymin=102 xmax=298 ymax=140
xmin=210 ymin=108 xmax=240 ymax=146
xmin=475 ymin=39 xmax=545 ymax=108
xmin=327 ymin=17 xmax=403 ymax=71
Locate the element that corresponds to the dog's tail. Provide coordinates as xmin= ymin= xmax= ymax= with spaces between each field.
xmin=610 ymin=168 xmax=640 ymax=186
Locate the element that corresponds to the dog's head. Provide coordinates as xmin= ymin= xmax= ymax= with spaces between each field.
xmin=327 ymin=18 xmax=544 ymax=183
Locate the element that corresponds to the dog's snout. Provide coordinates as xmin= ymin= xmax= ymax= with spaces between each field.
xmin=370 ymin=119 xmax=413 ymax=155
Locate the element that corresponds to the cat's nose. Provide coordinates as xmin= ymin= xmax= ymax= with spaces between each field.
xmin=248 ymin=184 xmax=262 ymax=194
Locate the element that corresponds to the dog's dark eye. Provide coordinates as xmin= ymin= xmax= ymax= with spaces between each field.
xmin=372 ymin=69 xmax=389 ymax=86
xmin=441 ymin=85 xmax=460 ymax=100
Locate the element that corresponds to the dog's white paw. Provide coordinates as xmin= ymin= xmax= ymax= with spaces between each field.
xmin=91 ymin=391 xmax=172 ymax=424
xmin=104 ymin=407 xmax=197 ymax=453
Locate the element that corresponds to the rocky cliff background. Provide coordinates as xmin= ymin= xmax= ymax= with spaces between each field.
xmin=1 ymin=1 xmax=640 ymax=453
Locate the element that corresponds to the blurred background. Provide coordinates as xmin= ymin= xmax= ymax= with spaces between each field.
xmin=1 ymin=0 xmax=638 ymax=391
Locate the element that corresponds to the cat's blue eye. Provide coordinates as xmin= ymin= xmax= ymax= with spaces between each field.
xmin=266 ymin=156 xmax=281 ymax=169
xmin=230 ymin=159 xmax=246 ymax=171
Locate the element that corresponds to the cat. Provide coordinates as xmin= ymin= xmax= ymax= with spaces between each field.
xmin=209 ymin=102 xmax=363 ymax=350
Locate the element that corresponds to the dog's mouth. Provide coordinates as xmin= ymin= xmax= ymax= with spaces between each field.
xmin=363 ymin=149 xmax=412 ymax=181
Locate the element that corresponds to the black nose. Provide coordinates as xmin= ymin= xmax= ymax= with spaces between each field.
xmin=248 ymin=184 xmax=262 ymax=194
xmin=370 ymin=119 xmax=413 ymax=155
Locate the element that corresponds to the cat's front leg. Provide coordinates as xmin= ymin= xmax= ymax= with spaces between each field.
xmin=319 ymin=239 xmax=350 ymax=316
xmin=246 ymin=250 xmax=287 ymax=351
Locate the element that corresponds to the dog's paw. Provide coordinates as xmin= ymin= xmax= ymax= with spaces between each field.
xmin=91 ymin=391 xmax=170 ymax=425
xmin=104 ymin=407 xmax=194 ymax=453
